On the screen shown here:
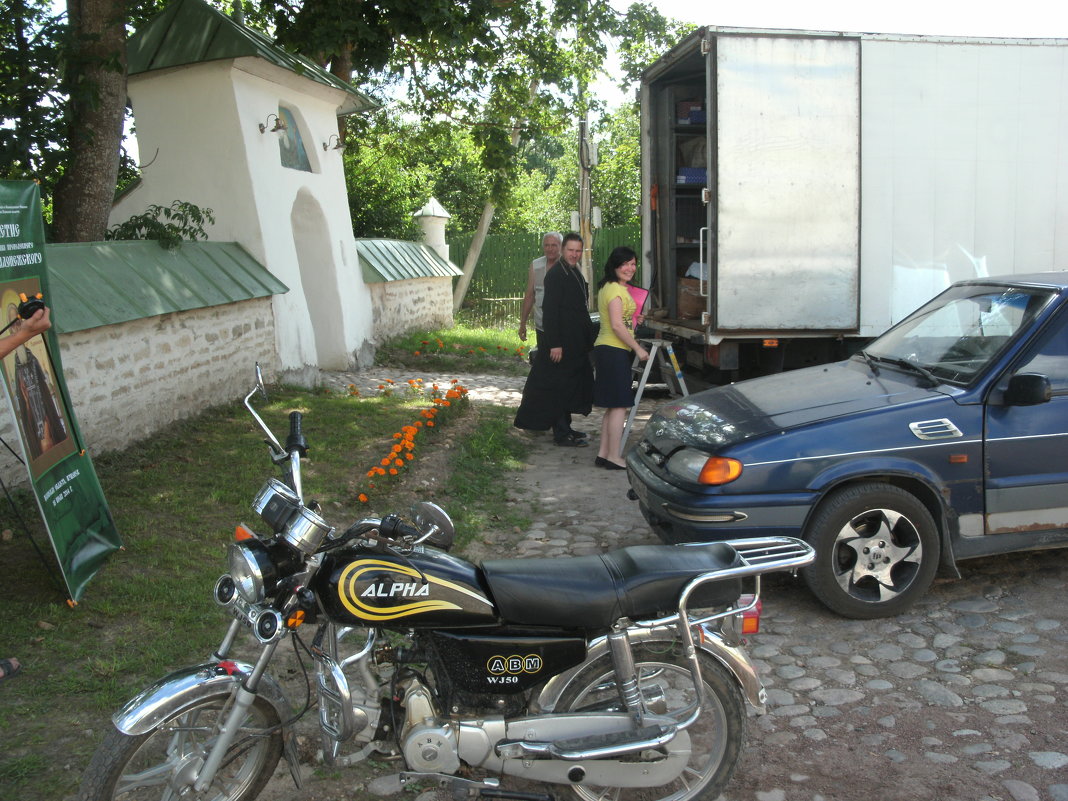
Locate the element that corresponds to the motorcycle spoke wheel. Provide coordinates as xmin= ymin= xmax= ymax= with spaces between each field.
xmin=77 ymin=692 xmax=283 ymax=801
xmin=556 ymin=644 xmax=746 ymax=801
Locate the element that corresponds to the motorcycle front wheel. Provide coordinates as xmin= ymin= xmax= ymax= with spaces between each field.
xmin=556 ymin=643 xmax=746 ymax=801
xmin=77 ymin=691 xmax=283 ymax=801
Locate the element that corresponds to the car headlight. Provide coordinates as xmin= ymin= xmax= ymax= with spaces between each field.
xmin=667 ymin=448 xmax=743 ymax=486
xmin=227 ymin=540 xmax=277 ymax=603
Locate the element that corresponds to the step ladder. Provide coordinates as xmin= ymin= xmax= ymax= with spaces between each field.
xmin=620 ymin=339 xmax=688 ymax=454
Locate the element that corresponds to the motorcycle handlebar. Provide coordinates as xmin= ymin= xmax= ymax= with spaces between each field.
xmin=285 ymin=411 xmax=308 ymax=457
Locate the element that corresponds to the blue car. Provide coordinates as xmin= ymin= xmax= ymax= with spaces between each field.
xmin=627 ymin=273 xmax=1068 ymax=618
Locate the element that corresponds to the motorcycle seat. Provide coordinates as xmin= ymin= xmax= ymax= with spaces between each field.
xmin=481 ymin=543 xmax=743 ymax=629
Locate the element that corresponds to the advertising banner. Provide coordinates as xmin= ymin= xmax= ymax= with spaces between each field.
xmin=0 ymin=180 xmax=122 ymax=602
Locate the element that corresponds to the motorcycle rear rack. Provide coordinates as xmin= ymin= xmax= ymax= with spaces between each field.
xmin=626 ymin=537 xmax=815 ymax=731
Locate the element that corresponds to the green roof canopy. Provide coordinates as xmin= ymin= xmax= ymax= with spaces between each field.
xmin=44 ymin=241 xmax=288 ymax=334
xmin=358 ymin=239 xmax=463 ymax=284
xmin=128 ymin=0 xmax=376 ymax=116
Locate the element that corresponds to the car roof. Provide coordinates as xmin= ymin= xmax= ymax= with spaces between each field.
xmin=955 ymin=271 xmax=1068 ymax=290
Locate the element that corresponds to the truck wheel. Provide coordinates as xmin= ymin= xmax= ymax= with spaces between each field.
xmin=802 ymin=482 xmax=939 ymax=619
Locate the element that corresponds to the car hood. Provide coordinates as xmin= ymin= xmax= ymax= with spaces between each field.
xmin=644 ymin=360 xmax=943 ymax=452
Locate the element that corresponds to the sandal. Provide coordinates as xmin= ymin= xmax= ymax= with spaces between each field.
xmin=0 ymin=658 xmax=22 ymax=684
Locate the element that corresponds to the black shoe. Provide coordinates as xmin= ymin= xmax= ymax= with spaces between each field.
xmin=595 ymin=456 xmax=609 ymax=467
xmin=569 ymin=429 xmax=589 ymax=439
xmin=555 ymin=436 xmax=589 ymax=448
xmin=603 ymin=461 xmax=626 ymax=471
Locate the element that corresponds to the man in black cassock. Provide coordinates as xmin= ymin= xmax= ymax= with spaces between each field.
xmin=514 ymin=232 xmax=594 ymax=446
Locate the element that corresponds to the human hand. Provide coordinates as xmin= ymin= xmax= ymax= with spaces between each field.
xmin=550 ymin=347 xmax=563 ymax=363
xmin=518 ymin=322 xmax=527 ymax=342
xmin=635 ymin=313 xmax=644 ymax=326
xmin=22 ymin=307 xmax=51 ymax=336
xmin=636 ymin=347 xmax=649 ymax=362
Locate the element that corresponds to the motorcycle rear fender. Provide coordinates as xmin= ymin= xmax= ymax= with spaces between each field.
xmin=535 ymin=625 xmax=766 ymax=714
xmin=113 ymin=661 xmax=292 ymax=736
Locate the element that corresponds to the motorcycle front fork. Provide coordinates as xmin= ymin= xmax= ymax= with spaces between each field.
xmin=192 ymin=622 xmax=282 ymax=793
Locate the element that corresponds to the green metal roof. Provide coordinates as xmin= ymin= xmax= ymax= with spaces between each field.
xmin=127 ymin=0 xmax=376 ymax=115
xmin=44 ymin=241 xmax=288 ymax=334
xmin=358 ymin=239 xmax=463 ymax=284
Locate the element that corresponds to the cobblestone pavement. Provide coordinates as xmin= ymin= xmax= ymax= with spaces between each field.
xmin=299 ymin=370 xmax=1068 ymax=801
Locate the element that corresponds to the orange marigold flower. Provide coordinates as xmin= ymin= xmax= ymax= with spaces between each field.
xmin=443 ymin=400 xmax=451 ymax=407
xmin=413 ymin=351 xmax=421 ymax=356
xmin=380 ymin=457 xmax=391 ymax=466
xmin=405 ymin=452 xmax=414 ymax=460
xmin=393 ymin=432 xmax=402 ymax=439
xmin=427 ymin=420 xmax=435 ymax=427
xmin=389 ymin=468 xmax=398 ymax=476
xmin=378 ymin=384 xmax=386 ymax=390
xmin=366 ymin=470 xmax=375 ymax=478
xmin=375 ymin=467 xmax=386 ymax=476
xmin=451 ymin=379 xmax=459 ymax=383
xmin=391 ymin=444 xmax=402 ymax=453
xmin=394 ymin=459 xmax=403 ymax=467
xmin=387 ymin=379 xmax=395 ymax=384
xmin=358 ymin=493 xmax=369 ymax=503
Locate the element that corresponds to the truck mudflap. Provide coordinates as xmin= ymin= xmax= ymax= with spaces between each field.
xmin=113 ymin=660 xmax=292 ymax=736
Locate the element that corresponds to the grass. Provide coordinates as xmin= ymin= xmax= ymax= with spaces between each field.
xmin=374 ymin=317 xmax=532 ymax=377
xmin=0 ymin=356 xmax=532 ymax=801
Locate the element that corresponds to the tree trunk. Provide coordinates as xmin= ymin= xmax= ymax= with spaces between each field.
xmin=452 ymin=80 xmax=538 ymax=312
xmin=51 ymin=0 xmax=127 ymax=243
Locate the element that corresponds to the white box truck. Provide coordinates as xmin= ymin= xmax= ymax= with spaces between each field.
xmin=640 ymin=26 xmax=1068 ymax=378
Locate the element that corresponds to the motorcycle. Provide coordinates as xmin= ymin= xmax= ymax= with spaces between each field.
xmin=77 ymin=367 xmax=815 ymax=801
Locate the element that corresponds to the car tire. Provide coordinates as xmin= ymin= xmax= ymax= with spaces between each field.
xmin=802 ymin=482 xmax=939 ymax=619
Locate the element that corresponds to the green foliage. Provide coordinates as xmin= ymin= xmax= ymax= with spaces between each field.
xmin=0 ymin=0 xmax=67 ymax=195
xmin=591 ymin=105 xmax=642 ymax=226
xmin=105 ymin=200 xmax=217 ymax=249
xmin=375 ymin=323 xmax=530 ymax=376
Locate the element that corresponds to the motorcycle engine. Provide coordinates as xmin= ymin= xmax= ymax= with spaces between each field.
xmin=400 ymin=679 xmax=461 ymax=773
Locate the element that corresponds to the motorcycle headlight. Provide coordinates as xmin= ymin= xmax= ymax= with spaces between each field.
xmin=227 ymin=540 xmax=277 ymax=603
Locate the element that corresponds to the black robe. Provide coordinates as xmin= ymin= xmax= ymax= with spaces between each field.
xmin=514 ymin=259 xmax=594 ymax=430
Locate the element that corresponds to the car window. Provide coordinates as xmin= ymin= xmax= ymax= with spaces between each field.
xmin=1011 ymin=311 xmax=1068 ymax=392
xmin=866 ymin=285 xmax=1054 ymax=385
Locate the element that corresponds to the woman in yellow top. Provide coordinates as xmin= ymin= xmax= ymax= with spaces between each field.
xmin=593 ymin=247 xmax=649 ymax=469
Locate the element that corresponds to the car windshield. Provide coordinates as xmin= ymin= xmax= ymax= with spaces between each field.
xmin=862 ymin=283 xmax=1056 ymax=386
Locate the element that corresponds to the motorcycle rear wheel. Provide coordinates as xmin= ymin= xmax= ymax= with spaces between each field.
xmin=76 ymin=691 xmax=283 ymax=801
xmin=555 ymin=643 xmax=746 ymax=801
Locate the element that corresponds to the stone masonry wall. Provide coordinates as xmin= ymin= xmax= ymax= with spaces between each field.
xmin=369 ymin=277 xmax=455 ymax=343
xmin=0 ymin=298 xmax=278 ymax=488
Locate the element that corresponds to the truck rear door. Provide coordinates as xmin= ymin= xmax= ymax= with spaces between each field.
xmin=712 ymin=33 xmax=860 ymax=332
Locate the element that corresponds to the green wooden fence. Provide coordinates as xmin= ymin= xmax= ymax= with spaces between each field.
xmin=451 ymin=221 xmax=642 ymax=326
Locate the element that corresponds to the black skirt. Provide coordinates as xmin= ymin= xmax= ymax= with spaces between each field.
xmin=593 ymin=345 xmax=635 ymax=408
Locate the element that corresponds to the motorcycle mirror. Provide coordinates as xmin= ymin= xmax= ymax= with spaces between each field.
xmin=254 ymin=362 xmax=269 ymax=402
xmin=411 ymin=501 xmax=455 ymax=551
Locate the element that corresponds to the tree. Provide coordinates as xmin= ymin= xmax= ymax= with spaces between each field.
xmin=1 ymin=0 xmax=67 ymax=206
xmin=591 ymin=104 xmax=641 ymax=227
xmin=50 ymin=0 xmax=130 ymax=242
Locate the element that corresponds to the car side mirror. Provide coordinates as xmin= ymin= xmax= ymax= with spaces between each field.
xmin=1004 ymin=373 xmax=1052 ymax=406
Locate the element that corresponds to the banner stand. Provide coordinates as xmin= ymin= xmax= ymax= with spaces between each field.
xmin=0 ymin=436 xmax=68 ymax=600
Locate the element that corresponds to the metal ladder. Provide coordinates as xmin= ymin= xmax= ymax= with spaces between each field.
xmin=620 ymin=338 xmax=688 ymax=453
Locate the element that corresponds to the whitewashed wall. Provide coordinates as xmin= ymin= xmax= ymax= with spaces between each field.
xmin=369 ymin=278 xmax=455 ymax=343
xmin=0 ymin=299 xmax=277 ymax=488
xmin=112 ymin=57 xmax=374 ymax=384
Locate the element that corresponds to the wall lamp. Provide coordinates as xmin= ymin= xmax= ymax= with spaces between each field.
xmin=258 ymin=113 xmax=287 ymax=134
xmin=322 ymin=134 xmax=345 ymax=151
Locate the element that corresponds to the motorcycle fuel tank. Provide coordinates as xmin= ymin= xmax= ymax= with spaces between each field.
xmin=315 ymin=547 xmax=499 ymax=628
